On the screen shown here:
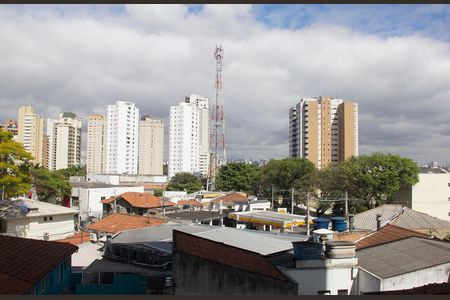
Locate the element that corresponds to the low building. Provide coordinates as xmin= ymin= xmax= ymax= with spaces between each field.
xmin=176 ymin=200 xmax=203 ymax=211
xmin=209 ymin=192 xmax=249 ymax=211
xmin=249 ymin=200 xmax=271 ymax=211
xmin=228 ymin=210 xmax=310 ymax=232
xmin=87 ymin=213 xmax=166 ymax=241
xmin=101 ymin=192 xmax=175 ymax=216
xmin=70 ymin=182 xmax=144 ymax=221
xmin=356 ymin=237 xmax=450 ymax=294
xmin=0 ymin=198 xmax=77 ymax=241
xmin=353 ymin=204 xmax=450 ymax=239
xmin=392 ymin=167 xmax=450 ymax=221
xmin=0 ymin=235 xmax=78 ymax=294
xmin=164 ymin=211 xmax=225 ymax=225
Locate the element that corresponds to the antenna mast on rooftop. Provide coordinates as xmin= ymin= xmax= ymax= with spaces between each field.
xmin=209 ymin=45 xmax=226 ymax=191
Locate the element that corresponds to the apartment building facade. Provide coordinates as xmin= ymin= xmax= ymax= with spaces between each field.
xmin=138 ymin=115 xmax=164 ymax=175
xmin=168 ymin=95 xmax=210 ymax=179
xmin=54 ymin=112 xmax=82 ymax=170
xmin=289 ymin=96 xmax=358 ymax=169
xmin=17 ymin=105 xmax=45 ymax=166
xmin=86 ymin=115 xmax=106 ymax=174
xmin=105 ymin=101 xmax=139 ymax=175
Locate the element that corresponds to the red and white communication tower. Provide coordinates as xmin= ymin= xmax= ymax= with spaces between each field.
xmin=209 ymin=45 xmax=226 ymax=188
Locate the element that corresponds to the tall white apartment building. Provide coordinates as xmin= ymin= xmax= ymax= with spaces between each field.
xmin=138 ymin=115 xmax=164 ymax=175
xmin=168 ymin=94 xmax=210 ymax=179
xmin=54 ymin=112 xmax=82 ymax=170
xmin=105 ymin=101 xmax=139 ymax=175
xmin=289 ymin=96 xmax=358 ymax=169
xmin=17 ymin=105 xmax=44 ymax=166
xmin=43 ymin=118 xmax=57 ymax=170
xmin=86 ymin=115 xmax=106 ymax=174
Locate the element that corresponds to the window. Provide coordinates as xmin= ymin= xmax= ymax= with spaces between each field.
xmin=49 ymin=216 xmax=53 ymax=221
xmin=317 ymin=290 xmax=331 ymax=295
xmin=43 ymin=217 xmax=47 ymax=222
xmin=338 ymin=289 xmax=348 ymax=295
xmin=100 ymin=272 xmax=114 ymax=284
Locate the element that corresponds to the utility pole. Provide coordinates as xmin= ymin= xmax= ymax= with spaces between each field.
xmin=291 ymin=188 xmax=294 ymax=214
xmin=306 ymin=192 xmax=310 ymax=236
xmin=271 ymin=185 xmax=274 ymax=211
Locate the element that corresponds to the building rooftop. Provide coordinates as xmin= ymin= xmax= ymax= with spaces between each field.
xmin=357 ymin=237 xmax=450 ymax=279
xmin=210 ymin=192 xmax=248 ymax=204
xmin=0 ymin=198 xmax=77 ymax=219
xmin=84 ymin=259 xmax=171 ymax=276
xmin=56 ymin=231 xmax=91 ymax=245
xmin=0 ymin=235 xmax=78 ymax=294
xmin=102 ymin=192 xmax=175 ymax=209
xmin=355 ymin=224 xmax=431 ymax=250
xmin=353 ymin=204 xmax=450 ymax=232
xmin=365 ymin=282 xmax=450 ymax=295
xmin=419 ymin=167 xmax=450 ymax=174
xmin=70 ymin=182 xmax=131 ymax=189
xmin=176 ymin=200 xmax=203 ymax=207
xmin=229 ymin=210 xmax=309 ymax=228
xmin=70 ymin=242 xmax=104 ymax=269
xmin=165 ymin=211 xmax=224 ymax=222
xmin=87 ymin=213 xmax=166 ymax=234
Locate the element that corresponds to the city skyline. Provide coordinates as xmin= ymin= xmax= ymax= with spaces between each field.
xmin=1 ymin=4 xmax=450 ymax=164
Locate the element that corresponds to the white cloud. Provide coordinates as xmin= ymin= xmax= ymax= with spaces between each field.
xmin=0 ymin=4 xmax=450 ymax=164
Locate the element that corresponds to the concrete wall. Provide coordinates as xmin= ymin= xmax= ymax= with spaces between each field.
xmin=357 ymin=269 xmax=381 ymax=294
xmin=173 ymin=252 xmax=297 ymax=294
xmin=5 ymin=214 xmax=75 ymax=240
xmin=381 ymin=262 xmax=450 ymax=291
xmin=86 ymin=174 xmax=120 ymax=185
xmin=283 ymin=261 xmax=358 ymax=295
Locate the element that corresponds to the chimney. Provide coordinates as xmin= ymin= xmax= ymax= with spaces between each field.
xmin=376 ymin=214 xmax=382 ymax=230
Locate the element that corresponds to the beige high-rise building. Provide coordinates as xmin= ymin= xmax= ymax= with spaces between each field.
xmin=138 ymin=115 xmax=164 ymax=175
xmin=54 ymin=112 xmax=82 ymax=170
xmin=86 ymin=115 xmax=106 ymax=174
xmin=289 ymin=96 xmax=358 ymax=169
xmin=17 ymin=105 xmax=45 ymax=165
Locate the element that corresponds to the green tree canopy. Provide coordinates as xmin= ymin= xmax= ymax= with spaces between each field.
xmin=166 ymin=172 xmax=203 ymax=194
xmin=55 ymin=165 xmax=86 ymax=179
xmin=261 ymin=157 xmax=316 ymax=194
xmin=31 ymin=167 xmax=72 ymax=203
xmin=215 ymin=162 xmax=261 ymax=194
xmin=0 ymin=129 xmax=33 ymax=198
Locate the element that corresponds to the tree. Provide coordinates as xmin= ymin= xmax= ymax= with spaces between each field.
xmin=166 ymin=172 xmax=203 ymax=194
xmin=55 ymin=165 xmax=86 ymax=179
xmin=31 ymin=168 xmax=72 ymax=203
xmin=0 ymin=129 xmax=33 ymax=198
xmin=215 ymin=162 xmax=261 ymax=194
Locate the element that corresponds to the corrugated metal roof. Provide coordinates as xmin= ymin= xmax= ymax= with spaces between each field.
xmin=353 ymin=204 xmax=404 ymax=231
xmin=357 ymin=237 xmax=450 ymax=279
xmin=353 ymin=204 xmax=450 ymax=231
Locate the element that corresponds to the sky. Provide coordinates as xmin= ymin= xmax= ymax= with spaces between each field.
xmin=1 ymin=4 xmax=450 ymax=165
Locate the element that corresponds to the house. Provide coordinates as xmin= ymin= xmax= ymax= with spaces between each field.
xmin=0 ymin=198 xmax=77 ymax=241
xmin=0 ymin=235 xmax=78 ymax=294
xmin=356 ymin=237 xmax=450 ymax=294
xmin=249 ymin=200 xmax=271 ymax=211
xmin=172 ymin=226 xmax=359 ymax=295
xmin=176 ymin=200 xmax=203 ymax=211
xmin=209 ymin=192 xmax=249 ymax=211
xmin=87 ymin=213 xmax=166 ymax=241
xmin=70 ymin=182 xmax=144 ymax=221
xmin=392 ymin=166 xmax=450 ymax=221
xmin=101 ymin=192 xmax=175 ymax=216
xmin=353 ymin=204 xmax=450 ymax=239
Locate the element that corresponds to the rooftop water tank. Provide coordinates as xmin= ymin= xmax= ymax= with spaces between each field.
xmin=312 ymin=228 xmax=335 ymax=243
xmin=313 ymin=218 xmax=330 ymax=230
xmin=331 ymin=217 xmax=347 ymax=232
xmin=292 ymin=241 xmax=323 ymax=260
xmin=324 ymin=241 xmax=355 ymax=259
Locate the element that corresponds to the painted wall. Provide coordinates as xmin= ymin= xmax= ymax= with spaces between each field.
xmin=32 ymin=258 xmax=72 ymax=295
xmin=173 ymin=252 xmax=297 ymax=294
xmin=356 ymin=269 xmax=381 ymax=294
xmin=4 ymin=214 xmax=74 ymax=240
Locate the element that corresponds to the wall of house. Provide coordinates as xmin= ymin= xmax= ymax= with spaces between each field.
xmin=5 ymin=214 xmax=74 ymax=240
xmin=283 ymin=261 xmax=358 ymax=295
xmin=356 ymin=268 xmax=381 ymax=294
xmin=173 ymin=252 xmax=297 ymax=294
xmin=76 ymin=274 xmax=147 ymax=295
xmin=249 ymin=202 xmax=271 ymax=211
xmin=72 ymin=186 xmax=144 ymax=219
xmin=380 ymin=262 xmax=450 ymax=291
xmin=410 ymin=173 xmax=450 ymax=221
xmin=32 ymin=258 xmax=72 ymax=295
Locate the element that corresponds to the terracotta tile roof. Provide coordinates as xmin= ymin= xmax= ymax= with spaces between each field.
xmin=56 ymin=231 xmax=91 ymax=245
xmin=365 ymin=282 xmax=450 ymax=295
xmin=101 ymin=192 xmax=176 ymax=209
xmin=210 ymin=192 xmax=248 ymax=204
xmin=356 ymin=224 xmax=432 ymax=250
xmin=87 ymin=213 xmax=166 ymax=234
xmin=177 ymin=200 xmax=203 ymax=207
xmin=0 ymin=235 xmax=78 ymax=294
xmin=173 ymin=230 xmax=291 ymax=282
